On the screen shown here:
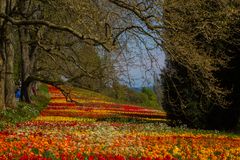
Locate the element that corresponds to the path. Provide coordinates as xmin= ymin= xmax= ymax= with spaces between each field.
xmin=0 ymin=86 xmax=240 ymax=160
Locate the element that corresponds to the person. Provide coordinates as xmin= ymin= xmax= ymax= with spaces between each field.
xmin=15 ymin=88 xmax=21 ymax=101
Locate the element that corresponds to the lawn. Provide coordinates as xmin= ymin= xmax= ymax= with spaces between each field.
xmin=0 ymin=86 xmax=240 ymax=160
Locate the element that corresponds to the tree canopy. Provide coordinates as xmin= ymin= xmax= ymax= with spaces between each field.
xmin=161 ymin=0 xmax=240 ymax=130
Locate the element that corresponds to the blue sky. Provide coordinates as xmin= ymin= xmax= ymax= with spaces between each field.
xmin=128 ymin=51 xmax=165 ymax=87
xmin=117 ymin=36 xmax=166 ymax=88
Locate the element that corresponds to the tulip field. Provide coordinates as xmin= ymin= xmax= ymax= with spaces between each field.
xmin=1 ymin=86 xmax=240 ymax=160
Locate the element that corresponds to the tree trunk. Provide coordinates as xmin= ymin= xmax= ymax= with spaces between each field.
xmin=18 ymin=0 xmax=37 ymax=103
xmin=22 ymin=79 xmax=32 ymax=103
xmin=19 ymin=26 xmax=31 ymax=102
xmin=4 ymin=23 xmax=16 ymax=108
xmin=0 ymin=33 xmax=6 ymax=110
xmin=0 ymin=0 xmax=6 ymax=110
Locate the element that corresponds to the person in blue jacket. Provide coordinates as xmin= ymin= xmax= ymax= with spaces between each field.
xmin=15 ymin=88 xmax=21 ymax=101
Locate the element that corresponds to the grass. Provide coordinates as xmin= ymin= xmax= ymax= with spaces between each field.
xmin=66 ymin=86 xmax=115 ymax=102
xmin=63 ymin=85 xmax=163 ymax=111
xmin=0 ymin=84 xmax=50 ymax=131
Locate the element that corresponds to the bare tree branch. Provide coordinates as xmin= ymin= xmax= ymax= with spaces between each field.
xmin=0 ymin=13 xmax=111 ymax=51
xmin=108 ymin=0 xmax=162 ymax=31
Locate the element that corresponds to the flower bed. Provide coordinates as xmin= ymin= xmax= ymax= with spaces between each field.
xmin=0 ymin=86 xmax=240 ymax=159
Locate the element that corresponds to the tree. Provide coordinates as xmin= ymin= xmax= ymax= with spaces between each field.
xmin=0 ymin=0 xmax=17 ymax=109
xmin=0 ymin=0 xmax=115 ymax=108
xmin=0 ymin=0 xmax=167 ymax=111
xmin=161 ymin=0 xmax=240 ymax=130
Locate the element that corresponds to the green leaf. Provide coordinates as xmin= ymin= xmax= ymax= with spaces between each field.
xmin=43 ymin=150 xmax=56 ymax=159
xmin=31 ymin=148 xmax=39 ymax=155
